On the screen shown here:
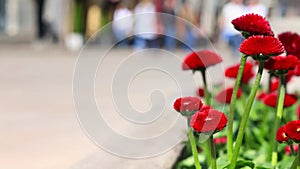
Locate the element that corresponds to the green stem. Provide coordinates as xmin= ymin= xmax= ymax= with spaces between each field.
xmin=290 ymin=145 xmax=296 ymax=156
xmin=297 ymin=144 xmax=300 ymax=169
xmin=199 ymin=69 xmax=211 ymax=167
xmin=229 ymin=60 xmax=264 ymax=169
xmin=188 ymin=128 xmax=202 ymax=169
xmin=200 ymin=69 xmax=210 ymax=105
xmin=227 ymin=55 xmax=247 ymax=160
xmin=271 ymin=74 xmax=286 ymax=167
xmin=292 ymin=145 xmax=300 ymax=169
xmin=209 ymin=135 xmax=217 ymax=169
xmin=291 ymin=156 xmax=298 ymax=169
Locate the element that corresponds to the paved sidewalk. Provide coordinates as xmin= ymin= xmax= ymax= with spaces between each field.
xmin=0 ymin=43 xmax=234 ymax=169
xmin=1 ymin=14 xmax=300 ymax=168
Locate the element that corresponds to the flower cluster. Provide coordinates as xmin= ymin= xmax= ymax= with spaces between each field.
xmin=173 ymin=97 xmax=227 ymax=134
xmin=172 ymin=13 xmax=300 ymax=169
xmin=277 ymin=120 xmax=300 ymax=143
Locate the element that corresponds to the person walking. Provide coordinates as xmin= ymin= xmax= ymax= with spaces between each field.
xmin=133 ymin=0 xmax=159 ymax=50
xmin=161 ymin=0 xmax=177 ymax=51
xmin=219 ymin=0 xmax=246 ymax=57
xmin=112 ymin=2 xmax=133 ymax=47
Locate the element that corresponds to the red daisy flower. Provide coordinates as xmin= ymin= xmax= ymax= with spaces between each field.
xmin=239 ymin=36 xmax=284 ymax=58
xmin=257 ymin=92 xmax=267 ymax=100
xmin=198 ymin=88 xmax=205 ymax=97
xmin=215 ymin=87 xmax=242 ymax=104
xmin=285 ymin=120 xmax=300 ymax=143
xmin=286 ymin=70 xmax=294 ymax=82
xmin=200 ymin=105 xmax=212 ymax=112
xmin=214 ymin=137 xmax=227 ymax=144
xmin=285 ymin=144 xmax=299 ymax=155
xmin=264 ymin=55 xmax=298 ymax=71
xmin=276 ymin=125 xmax=289 ymax=143
xmin=293 ymin=61 xmax=300 ymax=76
xmin=190 ymin=109 xmax=228 ymax=133
xmin=173 ymin=96 xmax=203 ymax=116
xmin=270 ymin=78 xmax=280 ymax=92
xmin=278 ymin=32 xmax=300 ymax=59
xmin=232 ymin=13 xmax=274 ymax=36
xmin=182 ymin=50 xmax=222 ymax=70
xmin=225 ymin=62 xmax=255 ymax=83
xmin=262 ymin=92 xmax=297 ymax=108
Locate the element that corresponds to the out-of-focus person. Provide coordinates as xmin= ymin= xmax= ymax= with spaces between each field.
xmin=112 ymin=1 xmax=133 ymax=47
xmin=161 ymin=0 xmax=177 ymax=50
xmin=35 ymin=0 xmax=46 ymax=40
xmin=279 ymin=0 xmax=288 ymax=17
xmin=245 ymin=0 xmax=268 ymax=17
xmin=34 ymin=0 xmax=60 ymax=43
xmin=177 ymin=0 xmax=200 ymax=50
xmin=219 ymin=0 xmax=246 ymax=57
xmin=133 ymin=0 xmax=159 ymax=50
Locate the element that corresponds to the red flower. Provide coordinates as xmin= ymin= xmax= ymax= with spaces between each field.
xmin=173 ymin=96 xmax=203 ymax=116
xmin=198 ymin=88 xmax=205 ymax=97
xmin=257 ymin=92 xmax=266 ymax=100
xmin=200 ymin=105 xmax=212 ymax=112
xmin=276 ymin=125 xmax=289 ymax=143
xmin=264 ymin=55 xmax=298 ymax=71
xmin=215 ymin=87 xmax=242 ymax=104
xmin=214 ymin=137 xmax=227 ymax=144
xmin=270 ymin=79 xmax=280 ymax=92
xmin=285 ymin=144 xmax=299 ymax=155
xmin=262 ymin=92 xmax=297 ymax=108
xmin=190 ymin=109 xmax=228 ymax=133
xmin=286 ymin=70 xmax=294 ymax=82
xmin=278 ymin=32 xmax=300 ymax=59
xmin=225 ymin=62 xmax=255 ymax=83
xmin=285 ymin=120 xmax=300 ymax=143
xmin=239 ymin=36 xmax=284 ymax=58
xmin=232 ymin=13 xmax=274 ymax=36
xmin=297 ymin=105 xmax=300 ymax=119
xmin=293 ymin=61 xmax=300 ymax=76
xmin=182 ymin=50 xmax=222 ymax=70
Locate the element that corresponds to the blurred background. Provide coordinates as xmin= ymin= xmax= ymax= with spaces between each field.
xmin=0 ymin=0 xmax=299 ymax=48
xmin=1 ymin=0 xmax=300 ymax=169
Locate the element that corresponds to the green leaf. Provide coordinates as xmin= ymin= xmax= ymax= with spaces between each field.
xmin=176 ymin=154 xmax=205 ymax=169
xmin=236 ymin=160 xmax=255 ymax=169
xmin=255 ymin=163 xmax=273 ymax=169
xmin=216 ymin=157 xmax=230 ymax=169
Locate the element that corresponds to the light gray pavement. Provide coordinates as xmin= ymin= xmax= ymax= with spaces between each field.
xmin=0 ymin=43 xmax=232 ymax=169
xmin=1 ymin=16 xmax=300 ymax=169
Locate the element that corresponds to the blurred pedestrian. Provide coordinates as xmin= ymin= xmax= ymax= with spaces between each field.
xmin=35 ymin=0 xmax=46 ymax=40
xmin=112 ymin=1 xmax=133 ymax=47
xmin=279 ymin=0 xmax=288 ymax=17
xmin=133 ymin=0 xmax=159 ymax=50
xmin=219 ymin=0 xmax=246 ymax=57
xmin=177 ymin=0 xmax=200 ymax=50
xmin=162 ymin=0 xmax=177 ymax=50
xmin=245 ymin=0 xmax=268 ymax=17
xmin=34 ymin=0 xmax=59 ymax=42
